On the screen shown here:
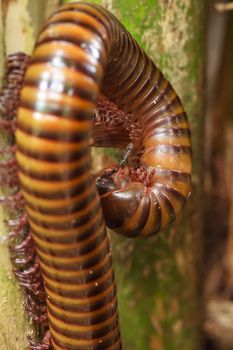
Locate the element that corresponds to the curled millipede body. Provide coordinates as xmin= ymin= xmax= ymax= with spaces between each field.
xmin=15 ymin=2 xmax=191 ymax=349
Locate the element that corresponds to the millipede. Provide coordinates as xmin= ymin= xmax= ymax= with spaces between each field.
xmin=0 ymin=1 xmax=192 ymax=349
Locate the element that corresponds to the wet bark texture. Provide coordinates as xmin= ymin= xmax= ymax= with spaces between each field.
xmin=0 ymin=1 xmax=205 ymax=349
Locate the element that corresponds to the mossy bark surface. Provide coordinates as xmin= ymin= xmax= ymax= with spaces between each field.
xmin=64 ymin=1 xmax=205 ymax=349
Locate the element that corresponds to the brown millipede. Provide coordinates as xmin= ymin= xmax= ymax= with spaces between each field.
xmin=1 ymin=2 xmax=193 ymax=349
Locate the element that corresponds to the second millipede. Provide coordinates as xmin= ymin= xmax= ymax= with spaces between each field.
xmin=16 ymin=2 xmax=192 ymax=349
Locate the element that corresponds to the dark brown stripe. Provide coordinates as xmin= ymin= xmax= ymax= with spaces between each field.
xmin=128 ymin=70 xmax=170 ymax=115
xmin=104 ymin=40 xmax=139 ymax=87
xmin=43 ymin=17 xmax=108 ymax=52
xmin=17 ymin=122 xmax=90 ymax=142
xmin=48 ymin=283 xmax=116 ymax=313
xmin=49 ymin=314 xmax=119 ymax=340
xmin=126 ymin=192 xmax=150 ymax=238
xmin=152 ymin=168 xmax=191 ymax=183
xmin=144 ymin=127 xmax=191 ymax=145
xmin=144 ymin=144 xmax=192 ymax=156
xmin=104 ymin=34 xmax=132 ymax=80
xmin=36 ymin=230 xmax=106 ymax=258
xmin=38 ymin=240 xmax=110 ymax=271
xmin=28 ymin=200 xmax=100 ymax=230
xmin=48 ymin=301 xmax=117 ymax=326
xmin=25 ymin=78 xmax=96 ymax=102
xmin=155 ymin=183 xmax=187 ymax=205
xmin=51 ymin=324 xmax=121 ymax=350
xmin=25 ymin=191 xmax=96 ymax=216
xmin=20 ymin=98 xmax=93 ymax=121
xmin=42 ymin=255 xmax=112 ymax=285
xmin=17 ymin=144 xmax=87 ymax=163
xmin=30 ymin=215 xmax=104 ymax=245
xmin=54 ymin=4 xmax=112 ymax=40
xmin=110 ymin=48 xmax=147 ymax=97
xmin=150 ymin=79 xmax=171 ymax=106
xmin=117 ymin=60 xmax=157 ymax=109
xmin=30 ymin=51 xmax=101 ymax=82
xmin=153 ymin=112 xmax=188 ymax=128
xmin=153 ymin=188 xmax=176 ymax=225
xmin=36 ymin=34 xmax=105 ymax=67
xmin=143 ymin=94 xmax=181 ymax=118
xmin=146 ymin=127 xmax=191 ymax=138
xmin=149 ymin=191 xmax=161 ymax=235
xmin=130 ymin=68 xmax=164 ymax=113
xmin=18 ymin=160 xmax=91 ymax=181
xmin=20 ymin=175 xmax=94 ymax=199
xmin=45 ymin=272 xmax=114 ymax=299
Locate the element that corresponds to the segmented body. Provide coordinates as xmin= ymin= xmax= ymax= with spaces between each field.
xmin=15 ymin=2 xmax=191 ymax=349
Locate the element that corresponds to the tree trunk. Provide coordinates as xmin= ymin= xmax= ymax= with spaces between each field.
xmin=0 ymin=0 xmax=205 ymax=349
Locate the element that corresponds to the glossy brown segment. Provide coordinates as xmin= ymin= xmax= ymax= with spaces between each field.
xmin=16 ymin=2 xmax=191 ymax=349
